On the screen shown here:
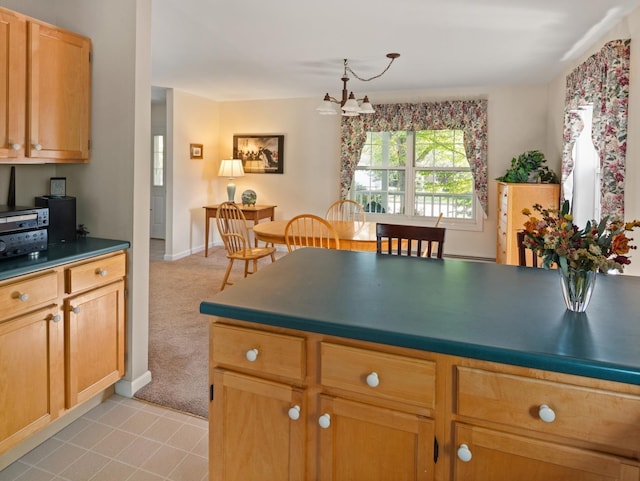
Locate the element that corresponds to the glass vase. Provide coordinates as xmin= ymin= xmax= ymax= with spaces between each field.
xmin=558 ymin=268 xmax=597 ymax=312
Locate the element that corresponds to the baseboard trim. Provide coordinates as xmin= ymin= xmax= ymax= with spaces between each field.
xmin=116 ymin=370 xmax=152 ymax=398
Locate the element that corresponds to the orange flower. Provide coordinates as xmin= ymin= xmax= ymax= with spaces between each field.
xmin=612 ymin=233 xmax=631 ymax=255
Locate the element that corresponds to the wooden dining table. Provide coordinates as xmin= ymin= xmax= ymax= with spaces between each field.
xmin=252 ymin=220 xmax=378 ymax=251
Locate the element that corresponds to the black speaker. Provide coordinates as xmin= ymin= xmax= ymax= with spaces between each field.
xmin=35 ymin=196 xmax=76 ymax=243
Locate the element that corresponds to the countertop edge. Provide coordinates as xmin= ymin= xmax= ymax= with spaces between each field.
xmin=200 ymin=301 xmax=640 ymax=387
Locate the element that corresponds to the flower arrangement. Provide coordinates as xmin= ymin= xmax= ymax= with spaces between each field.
xmin=521 ymin=200 xmax=640 ymax=273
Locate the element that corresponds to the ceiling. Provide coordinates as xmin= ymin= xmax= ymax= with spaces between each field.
xmin=151 ymin=0 xmax=640 ymax=103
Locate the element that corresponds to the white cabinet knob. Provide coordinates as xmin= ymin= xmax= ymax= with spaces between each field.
xmin=318 ymin=413 xmax=331 ymax=429
xmin=457 ymin=444 xmax=472 ymax=462
xmin=11 ymin=143 xmax=20 ymax=150
xmin=17 ymin=292 xmax=29 ymax=302
xmin=366 ymin=371 xmax=380 ymax=387
xmin=538 ymin=404 xmax=556 ymax=423
xmin=245 ymin=348 xmax=259 ymax=362
xmin=71 ymin=306 xmax=81 ymax=314
xmin=288 ymin=405 xmax=301 ymax=421
xmin=33 ymin=143 xmax=42 ymax=151
xmin=52 ymin=314 xmax=62 ymax=323
xmin=96 ymin=268 xmax=108 ymax=277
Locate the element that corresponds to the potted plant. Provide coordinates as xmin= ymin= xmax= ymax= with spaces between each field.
xmin=496 ymin=150 xmax=559 ymax=184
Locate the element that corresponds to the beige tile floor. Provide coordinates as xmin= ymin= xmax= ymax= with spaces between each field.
xmin=0 ymin=395 xmax=208 ymax=481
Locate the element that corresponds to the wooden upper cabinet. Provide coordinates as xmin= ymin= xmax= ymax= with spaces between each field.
xmin=0 ymin=9 xmax=26 ymax=160
xmin=0 ymin=7 xmax=91 ymax=164
xmin=28 ymin=21 xmax=91 ymax=162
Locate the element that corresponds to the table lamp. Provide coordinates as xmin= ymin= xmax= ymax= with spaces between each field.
xmin=218 ymin=159 xmax=245 ymax=203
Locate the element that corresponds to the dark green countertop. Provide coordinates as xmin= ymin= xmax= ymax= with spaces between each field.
xmin=200 ymin=248 xmax=640 ymax=386
xmin=0 ymin=237 xmax=130 ymax=281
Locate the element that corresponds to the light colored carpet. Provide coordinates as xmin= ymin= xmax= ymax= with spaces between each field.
xmin=134 ymin=243 xmax=283 ymax=418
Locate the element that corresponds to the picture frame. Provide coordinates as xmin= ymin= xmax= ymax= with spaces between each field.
xmin=233 ymin=134 xmax=284 ymax=174
xmin=190 ymin=143 xmax=203 ymax=159
xmin=50 ymin=177 xmax=66 ymax=197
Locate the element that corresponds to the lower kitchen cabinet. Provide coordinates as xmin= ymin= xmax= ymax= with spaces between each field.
xmin=211 ymin=369 xmax=305 ymax=481
xmin=453 ymin=424 xmax=640 ymax=481
xmin=0 ymin=249 xmax=127 ymax=457
xmin=210 ymin=319 xmax=640 ymax=481
xmin=65 ymin=279 xmax=125 ymax=408
xmin=317 ymin=395 xmax=434 ymax=481
xmin=0 ymin=305 xmax=63 ymax=454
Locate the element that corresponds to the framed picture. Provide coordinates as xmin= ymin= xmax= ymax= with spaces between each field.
xmin=190 ymin=143 xmax=203 ymax=159
xmin=233 ymin=134 xmax=284 ymax=174
xmin=50 ymin=177 xmax=66 ymax=197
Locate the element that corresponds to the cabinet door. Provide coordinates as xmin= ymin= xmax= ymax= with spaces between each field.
xmin=211 ymin=369 xmax=305 ymax=481
xmin=0 ymin=9 xmax=25 ymax=159
xmin=65 ymin=280 xmax=125 ymax=408
xmin=317 ymin=395 xmax=434 ymax=481
xmin=453 ymin=423 xmax=640 ymax=481
xmin=0 ymin=305 xmax=63 ymax=453
xmin=28 ymin=22 xmax=91 ymax=162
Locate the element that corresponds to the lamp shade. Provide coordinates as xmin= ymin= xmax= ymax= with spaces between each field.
xmin=218 ymin=159 xmax=245 ymax=178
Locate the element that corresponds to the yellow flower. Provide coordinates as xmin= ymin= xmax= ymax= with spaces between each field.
xmin=612 ymin=234 xmax=631 ymax=255
xmin=522 ymin=208 xmax=531 ymax=216
xmin=563 ymin=213 xmax=573 ymax=221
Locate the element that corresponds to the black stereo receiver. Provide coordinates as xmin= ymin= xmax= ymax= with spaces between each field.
xmin=0 ymin=205 xmax=49 ymax=258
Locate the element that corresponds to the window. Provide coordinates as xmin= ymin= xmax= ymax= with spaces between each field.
xmin=351 ymin=130 xmax=474 ymax=220
xmin=153 ymin=134 xmax=165 ymax=187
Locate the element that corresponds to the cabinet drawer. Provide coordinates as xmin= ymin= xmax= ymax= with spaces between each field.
xmin=321 ymin=342 xmax=436 ymax=409
xmin=0 ymin=271 xmax=58 ymax=320
xmin=456 ymin=366 xmax=640 ymax=450
xmin=211 ymin=324 xmax=305 ymax=381
xmin=66 ymin=253 xmax=126 ymax=294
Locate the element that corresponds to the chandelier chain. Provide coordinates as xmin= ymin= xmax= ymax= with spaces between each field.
xmin=345 ymin=56 xmax=398 ymax=82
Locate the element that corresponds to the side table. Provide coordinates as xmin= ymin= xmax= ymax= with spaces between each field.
xmin=203 ymin=204 xmax=277 ymax=257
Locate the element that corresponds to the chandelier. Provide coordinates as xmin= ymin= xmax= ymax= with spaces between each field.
xmin=316 ymin=53 xmax=400 ymax=117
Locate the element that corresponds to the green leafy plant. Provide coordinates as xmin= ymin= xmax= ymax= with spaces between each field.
xmin=496 ymin=150 xmax=559 ymax=184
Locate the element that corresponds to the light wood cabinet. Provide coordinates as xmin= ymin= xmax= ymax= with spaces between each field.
xmin=0 ymin=6 xmax=91 ymax=164
xmin=0 ymin=250 xmax=126 ymax=456
xmin=451 ymin=359 xmax=640 ymax=480
xmin=210 ymin=320 xmax=640 ymax=481
xmin=496 ymin=182 xmax=559 ymax=265
xmin=210 ymin=322 xmax=438 ymax=481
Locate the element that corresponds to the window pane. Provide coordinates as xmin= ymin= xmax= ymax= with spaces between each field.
xmin=153 ymin=135 xmax=164 ymax=187
xmin=352 ymin=128 xmax=473 ymax=219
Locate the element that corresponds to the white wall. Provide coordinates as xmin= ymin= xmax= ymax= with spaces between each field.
xmin=166 ymin=89 xmax=221 ymax=259
xmin=546 ymin=6 xmax=640 ymax=276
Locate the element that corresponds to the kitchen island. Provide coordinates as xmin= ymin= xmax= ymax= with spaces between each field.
xmin=201 ymin=248 xmax=640 ymax=481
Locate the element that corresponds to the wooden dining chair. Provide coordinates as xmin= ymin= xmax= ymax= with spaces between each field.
xmin=216 ymin=202 xmax=276 ymax=290
xmin=285 ymin=214 xmax=341 ymax=252
xmin=376 ymin=223 xmax=446 ymax=258
xmin=517 ymin=230 xmax=538 ymax=267
xmin=325 ymin=199 xmax=366 ymax=223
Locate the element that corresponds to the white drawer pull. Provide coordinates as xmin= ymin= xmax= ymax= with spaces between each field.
xmin=33 ymin=143 xmax=42 ymax=151
xmin=52 ymin=314 xmax=62 ymax=323
xmin=366 ymin=371 xmax=379 ymax=387
xmin=457 ymin=444 xmax=472 ymax=462
xmin=96 ymin=268 xmax=108 ymax=277
xmin=11 ymin=143 xmax=20 ymax=150
xmin=288 ymin=405 xmax=301 ymax=421
xmin=245 ymin=348 xmax=259 ymax=362
xmin=318 ymin=413 xmax=331 ymax=429
xmin=538 ymin=404 xmax=556 ymax=423
xmin=71 ymin=306 xmax=81 ymax=314
xmin=17 ymin=292 xmax=29 ymax=302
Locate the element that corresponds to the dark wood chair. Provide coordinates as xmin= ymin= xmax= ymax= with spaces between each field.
xmin=517 ymin=230 xmax=538 ymax=267
xmin=376 ymin=223 xmax=445 ymax=258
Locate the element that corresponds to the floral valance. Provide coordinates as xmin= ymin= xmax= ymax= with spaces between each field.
xmin=562 ymin=38 xmax=630 ymax=219
xmin=339 ymin=99 xmax=489 ymax=216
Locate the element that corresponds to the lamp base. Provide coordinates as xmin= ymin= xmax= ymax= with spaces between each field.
xmin=227 ymin=181 xmax=236 ymax=203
